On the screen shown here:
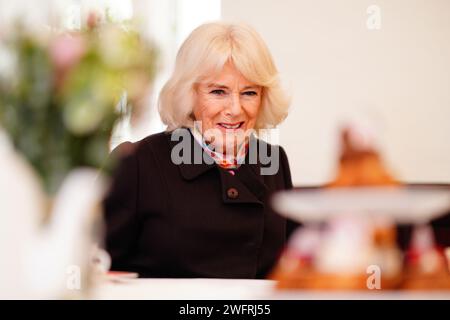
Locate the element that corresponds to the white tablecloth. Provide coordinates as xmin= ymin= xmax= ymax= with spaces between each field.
xmin=91 ymin=278 xmax=450 ymax=300
xmin=92 ymin=278 xmax=275 ymax=300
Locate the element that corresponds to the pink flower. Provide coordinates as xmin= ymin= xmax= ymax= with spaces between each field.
xmin=50 ymin=35 xmax=86 ymax=72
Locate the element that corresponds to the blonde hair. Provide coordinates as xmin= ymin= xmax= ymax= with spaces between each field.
xmin=158 ymin=22 xmax=290 ymax=131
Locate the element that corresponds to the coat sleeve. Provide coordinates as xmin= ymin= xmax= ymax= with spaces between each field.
xmin=102 ymin=142 xmax=140 ymax=270
xmin=279 ymin=146 xmax=301 ymax=238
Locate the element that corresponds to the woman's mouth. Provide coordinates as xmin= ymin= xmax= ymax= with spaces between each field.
xmin=216 ymin=122 xmax=244 ymax=130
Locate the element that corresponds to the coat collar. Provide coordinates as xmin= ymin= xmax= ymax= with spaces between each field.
xmin=166 ymin=128 xmax=269 ymax=205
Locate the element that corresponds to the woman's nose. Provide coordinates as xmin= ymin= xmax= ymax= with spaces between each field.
xmin=224 ymin=93 xmax=243 ymax=116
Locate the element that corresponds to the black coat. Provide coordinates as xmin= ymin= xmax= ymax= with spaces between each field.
xmin=103 ymin=129 xmax=298 ymax=278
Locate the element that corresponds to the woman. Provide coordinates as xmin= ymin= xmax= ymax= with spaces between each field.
xmin=103 ymin=22 xmax=298 ymax=278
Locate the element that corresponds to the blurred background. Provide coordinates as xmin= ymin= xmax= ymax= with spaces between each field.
xmin=2 ymin=0 xmax=448 ymax=187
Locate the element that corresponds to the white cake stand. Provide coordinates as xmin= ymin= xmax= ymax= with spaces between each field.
xmin=271 ymin=185 xmax=450 ymax=224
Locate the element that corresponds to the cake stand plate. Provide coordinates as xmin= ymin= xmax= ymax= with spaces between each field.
xmin=272 ymin=185 xmax=450 ymax=224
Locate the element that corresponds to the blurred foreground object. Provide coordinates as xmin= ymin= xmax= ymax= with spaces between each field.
xmin=328 ymin=123 xmax=398 ymax=187
xmin=0 ymin=17 xmax=157 ymax=194
xmin=402 ymin=225 xmax=450 ymax=289
xmin=271 ymin=124 xmax=450 ymax=291
xmin=0 ymin=136 xmax=107 ymax=298
xmin=0 ymin=16 xmax=157 ymax=298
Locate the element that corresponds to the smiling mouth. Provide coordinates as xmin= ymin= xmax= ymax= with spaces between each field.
xmin=217 ymin=122 xmax=244 ymax=130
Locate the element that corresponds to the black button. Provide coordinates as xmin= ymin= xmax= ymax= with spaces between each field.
xmin=227 ymin=187 xmax=239 ymax=199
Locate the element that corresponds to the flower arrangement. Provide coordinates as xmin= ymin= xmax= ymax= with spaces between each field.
xmin=0 ymin=17 xmax=158 ymax=194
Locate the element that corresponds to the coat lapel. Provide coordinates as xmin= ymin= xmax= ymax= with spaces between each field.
xmin=167 ymin=128 xmax=269 ymax=205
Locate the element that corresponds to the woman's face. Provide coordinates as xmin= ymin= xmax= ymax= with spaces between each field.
xmin=193 ymin=62 xmax=262 ymax=153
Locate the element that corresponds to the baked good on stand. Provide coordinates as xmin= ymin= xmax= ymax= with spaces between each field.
xmin=402 ymin=225 xmax=450 ymax=290
xmin=270 ymin=125 xmax=450 ymax=291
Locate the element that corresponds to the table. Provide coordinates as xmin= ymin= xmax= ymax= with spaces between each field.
xmin=92 ymin=278 xmax=274 ymax=300
xmin=91 ymin=278 xmax=450 ymax=300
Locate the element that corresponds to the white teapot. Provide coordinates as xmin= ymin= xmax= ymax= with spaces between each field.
xmin=0 ymin=131 xmax=109 ymax=299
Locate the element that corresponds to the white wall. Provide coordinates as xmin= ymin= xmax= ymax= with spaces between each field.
xmin=222 ymin=0 xmax=450 ymax=186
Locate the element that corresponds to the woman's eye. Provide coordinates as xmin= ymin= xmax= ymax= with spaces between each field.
xmin=210 ymin=89 xmax=226 ymax=95
xmin=242 ymin=91 xmax=257 ymax=96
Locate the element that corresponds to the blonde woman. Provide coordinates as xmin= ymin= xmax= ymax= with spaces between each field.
xmin=103 ymin=22 xmax=298 ymax=278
